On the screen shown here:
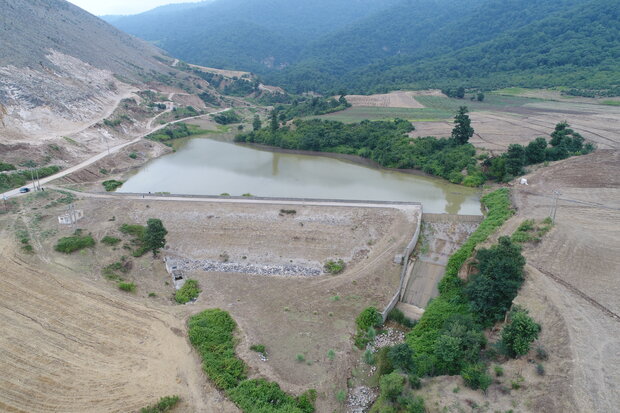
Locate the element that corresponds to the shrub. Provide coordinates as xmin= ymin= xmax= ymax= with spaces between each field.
xmin=102 ymin=180 xmax=123 ymax=192
xmin=461 ymin=363 xmax=492 ymax=391
xmin=118 ymin=282 xmax=136 ymax=292
xmin=501 ymin=309 xmax=541 ymax=357
xmin=188 ymin=309 xmax=315 ymax=412
xmin=227 ymin=379 xmax=315 ymax=413
xmin=250 ymin=344 xmax=266 ymax=355
xmin=535 ymin=345 xmax=549 ymax=361
xmin=175 ymin=279 xmax=200 ymax=304
xmin=296 ymin=354 xmax=305 ymax=362
xmin=356 ymin=307 xmax=382 ymax=332
xmin=140 ymin=395 xmax=180 ymax=413
xmin=408 ymin=374 xmax=422 ymax=389
xmin=536 ymin=363 xmax=545 ymax=376
xmin=363 ymin=349 xmax=375 ymax=365
xmin=375 ymin=347 xmax=395 ymax=376
xmin=129 ymin=152 xmax=138 ymax=159
xmin=494 ymin=365 xmax=504 ymax=377
xmin=327 ymin=349 xmax=336 ymax=361
xmin=379 ymin=372 xmax=405 ymax=402
xmin=54 ymin=235 xmax=95 ymax=253
xmin=387 ymin=308 xmax=415 ymax=328
xmin=324 ymin=259 xmax=346 ymax=274
xmin=101 ymin=236 xmax=121 ymax=246
xmin=335 ymin=389 xmax=347 ymax=404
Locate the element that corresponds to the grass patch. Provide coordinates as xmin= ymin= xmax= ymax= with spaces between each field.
xmin=54 ymin=234 xmax=96 ymax=253
xmin=511 ymin=217 xmax=554 ymax=244
xmin=140 ymin=395 xmax=180 ymax=413
xmin=102 ymin=180 xmax=123 ymax=192
xmin=118 ymin=282 xmax=136 ymax=292
xmin=310 ymin=106 xmax=452 ymax=123
xmin=101 ymin=236 xmax=121 ymax=246
xmin=175 ymin=279 xmax=200 ymax=304
xmin=601 ymin=100 xmax=620 ymax=106
xmin=188 ymin=309 xmax=316 ymax=412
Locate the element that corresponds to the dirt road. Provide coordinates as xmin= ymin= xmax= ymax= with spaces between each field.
xmin=1 ymin=108 xmax=231 ymax=199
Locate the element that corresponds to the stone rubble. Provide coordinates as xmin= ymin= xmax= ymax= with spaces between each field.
xmin=166 ymin=257 xmax=322 ymax=277
xmin=368 ymin=328 xmax=406 ymax=352
xmin=347 ymin=386 xmax=378 ymax=413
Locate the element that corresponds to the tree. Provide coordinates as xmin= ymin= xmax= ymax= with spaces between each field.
xmin=451 ymin=106 xmax=474 ymax=145
xmin=476 ymin=92 xmax=485 ymax=102
xmin=525 ymin=137 xmax=547 ymax=164
xmin=144 ymin=218 xmax=168 ymax=256
xmin=252 ymin=115 xmax=262 ymax=131
xmin=270 ymin=109 xmax=279 ymax=132
xmin=388 ymin=343 xmax=415 ymax=373
xmin=504 ymin=144 xmax=526 ymax=176
xmin=501 ymin=309 xmax=541 ymax=357
xmin=466 ymin=236 xmax=526 ymax=325
xmin=456 ymin=87 xmax=465 ymax=99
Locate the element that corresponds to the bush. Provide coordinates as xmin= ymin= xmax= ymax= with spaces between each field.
xmin=363 ymin=349 xmax=375 ymax=365
xmin=54 ymin=235 xmax=96 ymax=253
xmin=175 ymin=279 xmax=200 ymax=304
xmin=387 ymin=308 xmax=415 ymax=328
xmin=140 ymin=395 xmax=180 ymax=413
xmin=494 ymin=365 xmax=504 ymax=377
xmin=101 ymin=236 xmax=121 ymax=246
xmin=461 ymin=363 xmax=492 ymax=391
xmin=118 ymin=282 xmax=136 ymax=292
xmin=102 ymin=180 xmax=123 ymax=192
xmin=356 ymin=307 xmax=382 ymax=332
xmin=536 ymin=363 xmax=545 ymax=376
xmin=324 ymin=259 xmax=346 ymax=274
xmin=379 ymin=372 xmax=405 ymax=402
xmin=250 ymin=344 xmax=266 ymax=355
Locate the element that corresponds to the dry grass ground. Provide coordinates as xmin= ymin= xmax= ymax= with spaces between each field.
xmin=411 ymin=100 xmax=620 ymax=153
xmin=0 ymin=192 xmax=420 ymax=412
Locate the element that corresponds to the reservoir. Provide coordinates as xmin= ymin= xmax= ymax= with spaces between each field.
xmin=119 ymin=137 xmax=481 ymax=215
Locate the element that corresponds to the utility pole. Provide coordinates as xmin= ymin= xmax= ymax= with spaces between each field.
xmin=550 ymin=190 xmax=561 ymax=224
xmin=29 ymin=168 xmax=35 ymax=190
xmin=34 ymin=168 xmax=41 ymax=191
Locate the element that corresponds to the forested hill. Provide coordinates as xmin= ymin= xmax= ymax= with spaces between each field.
xmin=107 ymin=0 xmax=620 ymax=95
xmin=273 ymin=0 xmax=620 ymax=94
xmin=103 ymin=0 xmax=399 ymax=74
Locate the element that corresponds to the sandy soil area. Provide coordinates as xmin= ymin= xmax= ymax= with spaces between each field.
xmin=0 ymin=191 xmax=420 ymax=412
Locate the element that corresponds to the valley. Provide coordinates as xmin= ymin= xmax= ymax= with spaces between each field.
xmin=1 ymin=0 xmax=619 ymax=412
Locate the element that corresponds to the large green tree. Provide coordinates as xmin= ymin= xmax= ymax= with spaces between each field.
xmin=451 ymin=106 xmax=474 ymax=145
xmin=144 ymin=218 xmax=168 ymax=257
xmin=465 ymin=236 xmax=526 ymax=325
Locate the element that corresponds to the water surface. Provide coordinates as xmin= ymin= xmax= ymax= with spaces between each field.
xmin=120 ymin=138 xmax=481 ymax=214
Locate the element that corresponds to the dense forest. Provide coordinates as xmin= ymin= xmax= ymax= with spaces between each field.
xmin=107 ymin=0 xmax=620 ymax=96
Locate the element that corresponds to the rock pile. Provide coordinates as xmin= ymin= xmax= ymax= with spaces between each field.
xmin=347 ymin=386 xmax=378 ymax=413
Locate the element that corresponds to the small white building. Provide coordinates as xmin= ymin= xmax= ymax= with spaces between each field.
xmin=58 ymin=209 xmax=83 ymax=225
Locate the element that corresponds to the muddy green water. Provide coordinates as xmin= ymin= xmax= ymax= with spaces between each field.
xmin=119 ymin=138 xmax=481 ymax=214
